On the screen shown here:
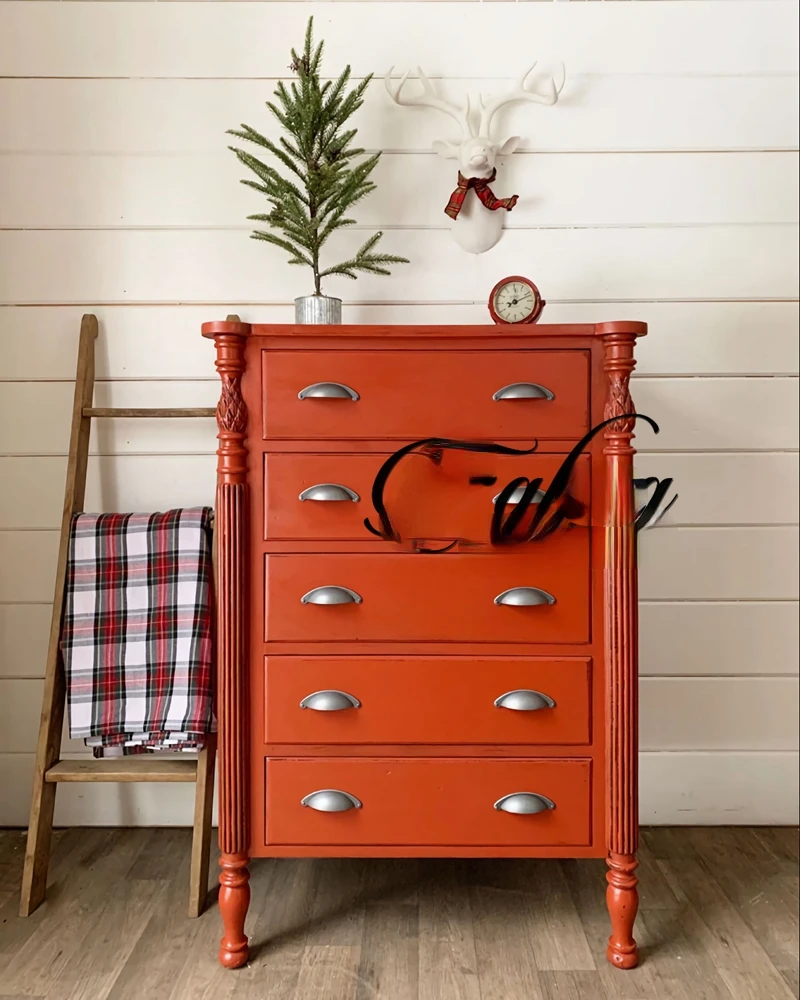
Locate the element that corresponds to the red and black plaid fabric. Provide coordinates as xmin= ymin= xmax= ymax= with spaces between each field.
xmin=444 ymin=169 xmax=519 ymax=220
xmin=61 ymin=507 xmax=215 ymax=758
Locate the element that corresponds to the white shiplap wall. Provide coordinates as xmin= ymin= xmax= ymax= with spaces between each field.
xmin=0 ymin=1 xmax=797 ymax=827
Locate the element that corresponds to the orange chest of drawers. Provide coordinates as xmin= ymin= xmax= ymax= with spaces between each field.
xmin=203 ymin=319 xmax=646 ymax=972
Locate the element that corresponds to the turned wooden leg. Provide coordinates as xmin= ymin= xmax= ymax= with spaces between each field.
xmin=205 ymin=320 xmax=252 ymax=970
xmin=606 ymin=852 xmax=639 ymax=969
xmin=219 ymin=852 xmax=250 ymax=969
xmin=600 ymin=326 xmax=647 ymax=971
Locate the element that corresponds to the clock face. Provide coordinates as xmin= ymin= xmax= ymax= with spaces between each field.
xmin=493 ymin=280 xmax=537 ymax=324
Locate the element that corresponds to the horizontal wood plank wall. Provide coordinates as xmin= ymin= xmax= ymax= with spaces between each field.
xmin=0 ymin=0 xmax=797 ymax=826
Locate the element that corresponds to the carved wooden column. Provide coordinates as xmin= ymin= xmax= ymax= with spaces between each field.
xmin=599 ymin=321 xmax=647 ymax=970
xmin=203 ymin=319 xmax=251 ymax=969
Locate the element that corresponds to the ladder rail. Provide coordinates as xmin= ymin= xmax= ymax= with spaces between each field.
xmin=20 ymin=314 xmax=97 ymax=917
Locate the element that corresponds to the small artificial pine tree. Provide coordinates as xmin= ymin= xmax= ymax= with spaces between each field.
xmin=228 ymin=17 xmax=408 ymax=296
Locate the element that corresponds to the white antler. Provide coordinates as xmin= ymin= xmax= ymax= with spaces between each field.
xmin=385 ymin=66 xmax=473 ymax=138
xmin=477 ymin=62 xmax=566 ymax=138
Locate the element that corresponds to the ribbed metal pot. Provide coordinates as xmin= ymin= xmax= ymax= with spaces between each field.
xmin=294 ymin=295 xmax=342 ymax=325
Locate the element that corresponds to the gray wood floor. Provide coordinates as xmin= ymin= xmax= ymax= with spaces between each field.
xmin=0 ymin=827 xmax=797 ymax=1000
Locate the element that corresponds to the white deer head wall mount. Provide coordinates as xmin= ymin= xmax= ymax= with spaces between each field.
xmin=385 ymin=63 xmax=566 ymax=255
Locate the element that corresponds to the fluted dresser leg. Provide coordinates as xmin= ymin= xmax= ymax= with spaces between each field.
xmin=203 ymin=320 xmax=252 ymax=969
xmin=600 ymin=323 xmax=647 ymax=970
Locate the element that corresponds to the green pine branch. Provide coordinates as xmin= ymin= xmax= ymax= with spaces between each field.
xmin=250 ymin=230 xmax=313 ymax=268
xmin=228 ymin=15 xmax=408 ymax=297
xmin=320 ymin=231 xmax=409 ymax=280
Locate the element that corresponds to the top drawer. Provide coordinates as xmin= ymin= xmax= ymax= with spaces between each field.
xmin=262 ymin=351 xmax=589 ymax=440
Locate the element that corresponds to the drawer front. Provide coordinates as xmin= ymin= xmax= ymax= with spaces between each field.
xmin=265 ymin=757 xmax=592 ymax=846
xmin=264 ymin=452 xmax=590 ymax=543
xmin=264 ymin=656 xmax=591 ymax=745
xmin=264 ymin=546 xmax=590 ymax=644
xmin=262 ymin=351 xmax=589 ymax=440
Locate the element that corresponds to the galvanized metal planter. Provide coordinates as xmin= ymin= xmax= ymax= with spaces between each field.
xmin=294 ymin=295 xmax=342 ymax=325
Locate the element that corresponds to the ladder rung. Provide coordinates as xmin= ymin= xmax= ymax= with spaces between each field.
xmin=83 ymin=407 xmax=216 ymax=418
xmin=45 ymin=758 xmax=199 ymax=783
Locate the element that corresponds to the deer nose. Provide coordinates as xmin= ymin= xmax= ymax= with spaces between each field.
xmin=469 ymin=153 xmax=489 ymax=168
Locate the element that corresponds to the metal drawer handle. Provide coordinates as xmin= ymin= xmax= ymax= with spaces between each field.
xmin=492 ymin=382 xmax=555 ymax=401
xmin=301 ymin=586 xmax=363 ymax=605
xmin=299 ymin=690 xmax=361 ymax=711
xmin=494 ymin=792 xmax=556 ymax=815
xmin=492 ymin=486 xmax=546 ymax=505
xmin=494 ymin=587 xmax=556 ymax=607
xmin=298 ymin=382 xmax=359 ymax=400
xmin=299 ymin=484 xmax=360 ymax=502
xmin=494 ymin=689 xmax=556 ymax=711
xmin=301 ymin=789 xmax=362 ymax=812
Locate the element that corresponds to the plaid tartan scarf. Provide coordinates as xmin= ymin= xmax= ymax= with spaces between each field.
xmin=444 ymin=169 xmax=519 ymax=220
xmin=61 ymin=507 xmax=215 ymax=758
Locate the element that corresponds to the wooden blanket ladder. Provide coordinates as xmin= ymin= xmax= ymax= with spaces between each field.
xmin=20 ymin=313 xmax=221 ymax=920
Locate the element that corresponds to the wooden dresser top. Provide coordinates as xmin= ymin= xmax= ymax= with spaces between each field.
xmin=202 ymin=320 xmax=648 ymax=341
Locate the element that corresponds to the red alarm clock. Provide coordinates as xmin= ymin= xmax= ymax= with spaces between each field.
xmin=488 ymin=276 xmax=546 ymax=325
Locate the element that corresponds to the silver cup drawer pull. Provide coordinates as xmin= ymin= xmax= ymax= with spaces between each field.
xmin=299 ymin=484 xmax=360 ymax=502
xmin=299 ymin=690 xmax=361 ymax=712
xmin=492 ymin=382 xmax=555 ymax=401
xmin=492 ymin=486 xmax=546 ymax=505
xmin=301 ymin=789 xmax=362 ymax=812
xmin=298 ymin=382 xmax=359 ymax=400
xmin=494 ymin=689 xmax=556 ymax=712
xmin=494 ymin=792 xmax=556 ymax=815
xmin=301 ymin=586 xmax=363 ymax=605
xmin=494 ymin=587 xmax=556 ymax=607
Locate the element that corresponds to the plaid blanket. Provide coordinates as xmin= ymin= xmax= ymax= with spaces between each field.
xmin=62 ymin=507 xmax=215 ymax=758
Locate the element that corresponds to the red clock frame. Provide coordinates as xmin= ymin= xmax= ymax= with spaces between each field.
xmin=488 ymin=276 xmax=546 ymax=325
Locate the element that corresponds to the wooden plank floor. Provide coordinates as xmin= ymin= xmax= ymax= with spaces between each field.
xmin=0 ymin=828 xmax=796 ymax=1000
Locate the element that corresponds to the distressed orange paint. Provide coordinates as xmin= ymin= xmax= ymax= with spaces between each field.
xmin=202 ymin=319 xmax=647 ymax=970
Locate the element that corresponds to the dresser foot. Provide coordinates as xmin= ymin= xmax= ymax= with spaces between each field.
xmin=605 ymin=852 xmax=639 ymax=969
xmin=219 ymin=852 xmax=250 ymax=969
